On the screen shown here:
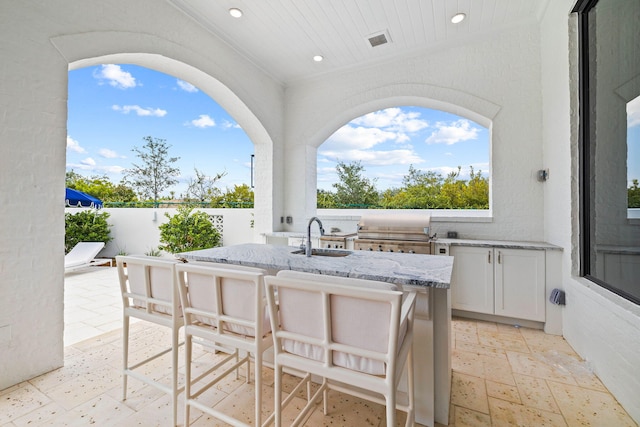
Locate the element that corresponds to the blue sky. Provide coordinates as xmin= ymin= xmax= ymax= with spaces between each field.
xmin=319 ymin=107 xmax=489 ymax=191
xmin=68 ymin=64 xmax=514 ymax=197
xmin=66 ymin=65 xmax=640 ymax=196
xmin=67 ymin=64 xmax=253 ymax=198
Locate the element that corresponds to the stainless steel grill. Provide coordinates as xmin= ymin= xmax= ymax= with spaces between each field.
xmin=319 ymin=232 xmax=356 ymax=249
xmin=355 ymin=213 xmax=434 ymax=254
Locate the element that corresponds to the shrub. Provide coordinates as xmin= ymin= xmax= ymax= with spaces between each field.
xmin=158 ymin=206 xmax=221 ymax=254
xmin=145 ymin=247 xmax=162 ymax=257
xmin=65 ymin=210 xmax=112 ymax=253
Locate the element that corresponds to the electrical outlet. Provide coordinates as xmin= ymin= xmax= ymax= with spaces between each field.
xmin=537 ymin=169 xmax=549 ymax=182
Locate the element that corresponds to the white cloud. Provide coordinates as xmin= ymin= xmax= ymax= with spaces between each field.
xmin=325 ymin=126 xmax=398 ymax=150
xmin=112 ymin=104 xmax=167 ymax=117
xmin=189 ymin=114 xmax=216 ymax=128
xmin=99 ymin=148 xmax=120 ymax=158
xmin=177 ymin=79 xmax=198 ymax=93
xmin=101 ymin=165 xmax=126 ymax=174
xmin=352 ymin=108 xmax=429 ymax=133
xmin=66 ymin=136 xmax=86 ymax=153
xmin=93 ymin=64 xmax=137 ymax=89
xmin=319 ymin=148 xmax=423 ymax=166
xmin=66 ymin=162 xmax=125 ymax=174
xmin=222 ymin=120 xmax=241 ymax=130
xmin=80 ymin=157 xmax=96 ymax=166
xmin=628 ymin=96 xmax=640 ymax=127
xmin=425 ymin=119 xmax=479 ymax=145
xmin=324 ymin=108 xmax=428 ymax=153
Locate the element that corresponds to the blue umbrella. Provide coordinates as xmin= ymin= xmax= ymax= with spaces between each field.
xmin=65 ymin=188 xmax=103 ymax=208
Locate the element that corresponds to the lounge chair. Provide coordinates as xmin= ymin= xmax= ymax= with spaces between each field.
xmin=64 ymin=242 xmax=107 ymax=272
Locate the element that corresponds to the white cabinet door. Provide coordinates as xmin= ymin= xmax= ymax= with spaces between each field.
xmin=450 ymin=246 xmax=494 ymax=314
xmin=494 ymin=248 xmax=545 ymax=321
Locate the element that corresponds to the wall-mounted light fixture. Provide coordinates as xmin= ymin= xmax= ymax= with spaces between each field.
xmin=537 ymin=169 xmax=549 ymax=182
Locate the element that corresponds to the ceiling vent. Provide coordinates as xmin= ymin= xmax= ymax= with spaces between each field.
xmin=367 ymin=30 xmax=391 ymax=48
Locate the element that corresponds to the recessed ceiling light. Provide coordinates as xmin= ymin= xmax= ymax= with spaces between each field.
xmin=229 ymin=8 xmax=243 ymax=18
xmin=313 ymin=55 xmax=324 ymax=62
xmin=451 ymin=13 xmax=466 ymax=24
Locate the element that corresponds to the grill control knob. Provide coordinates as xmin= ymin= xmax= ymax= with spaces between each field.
xmin=409 ymin=250 xmax=415 ymax=254
xmin=368 ymin=247 xmax=373 ymax=251
xmin=377 ymin=245 xmax=383 ymax=251
xmin=399 ymin=249 xmax=404 ymax=253
xmin=388 ymin=249 xmax=393 ymax=252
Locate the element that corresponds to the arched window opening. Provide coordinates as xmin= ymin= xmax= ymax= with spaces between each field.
xmin=66 ymin=64 xmax=255 ymax=208
xmin=317 ymin=106 xmax=490 ymax=210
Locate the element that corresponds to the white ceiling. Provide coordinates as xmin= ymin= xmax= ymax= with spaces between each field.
xmin=168 ymin=0 xmax=550 ymax=85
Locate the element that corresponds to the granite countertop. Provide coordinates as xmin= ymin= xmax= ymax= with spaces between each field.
xmin=180 ymin=243 xmax=453 ymax=289
xmin=435 ymin=238 xmax=562 ymax=251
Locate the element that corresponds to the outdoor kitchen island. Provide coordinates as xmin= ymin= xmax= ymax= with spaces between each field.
xmin=181 ymin=243 xmax=454 ymax=427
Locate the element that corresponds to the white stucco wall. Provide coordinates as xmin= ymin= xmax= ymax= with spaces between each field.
xmin=0 ymin=3 xmax=69 ymax=389
xmin=91 ymin=208 xmax=258 ymax=257
xmin=0 ymin=0 xmax=283 ymax=389
xmin=540 ymin=0 xmax=640 ymax=421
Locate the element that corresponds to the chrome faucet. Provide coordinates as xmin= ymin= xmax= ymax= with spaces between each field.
xmin=306 ymin=216 xmax=325 ymax=256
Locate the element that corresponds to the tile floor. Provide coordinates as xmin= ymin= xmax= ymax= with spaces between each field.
xmin=63 ymin=267 xmax=129 ymax=346
xmin=0 ymin=267 xmax=637 ymax=426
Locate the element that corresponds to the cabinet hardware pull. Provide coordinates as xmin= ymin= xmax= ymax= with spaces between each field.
xmin=498 ymin=251 xmax=502 ymax=264
xmin=488 ymin=251 xmax=491 ymax=263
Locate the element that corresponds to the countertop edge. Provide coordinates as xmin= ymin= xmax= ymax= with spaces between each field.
xmin=435 ymin=238 xmax=563 ymax=251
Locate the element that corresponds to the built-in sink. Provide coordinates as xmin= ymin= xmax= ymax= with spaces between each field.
xmin=291 ymin=248 xmax=353 ymax=257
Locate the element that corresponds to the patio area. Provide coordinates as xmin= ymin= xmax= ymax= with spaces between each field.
xmin=0 ymin=267 xmax=636 ymax=426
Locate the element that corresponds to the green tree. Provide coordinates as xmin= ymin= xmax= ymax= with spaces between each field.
xmin=387 ymin=165 xmax=443 ymax=208
xmin=65 ymin=210 xmax=112 ymax=253
xmin=216 ymin=184 xmax=254 ymax=208
xmin=186 ymin=168 xmax=226 ymax=203
xmin=439 ymin=166 xmax=489 ymax=209
xmin=317 ymin=189 xmax=337 ymax=208
xmin=65 ymin=170 xmax=85 ymax=188
xmin=379 ymin=188 xmax=401 ymax=208
xmin=125 ymin=136 xmax=180 ymax=206
xmin=158 ymin=206 xmax=221 ymax=253
xmin=332 ymin=161 xmax=379 ymax=208
xmin=463 ymin=167 xmax=489 ymax=208
xmin=379 ymin=165 xmax=489 ymax=209
xmin=111 ymin=181 xmax=139 ymax=203
xmin=629 ymin=179 xmax=640 ymax=208
xmin=66 ymin=171 xmax=137 ymax=203
xmin=440 ymin=168 xmax=466 ymax=208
